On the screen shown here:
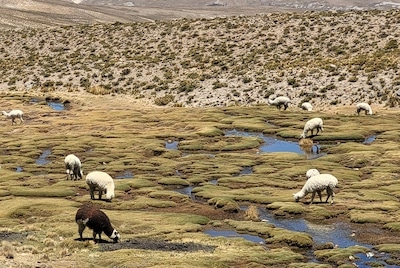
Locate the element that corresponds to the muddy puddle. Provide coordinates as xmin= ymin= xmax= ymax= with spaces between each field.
xmin=99 ymin=238 xmax=215 ymax=253
xmin=204 ymin=229 xmax=264 ymax=243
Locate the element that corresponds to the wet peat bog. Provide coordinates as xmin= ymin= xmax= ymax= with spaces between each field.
xmin=165 ymin=129 xmax=395 ymax=267
xmin=100 ymin=238 xmax=216 ymax=253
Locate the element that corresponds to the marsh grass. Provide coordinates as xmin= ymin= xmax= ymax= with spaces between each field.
xmin=314 ymin=246 xmax=369 ymax=266
xmin=2 ymin=94 xmax=400 ymax=266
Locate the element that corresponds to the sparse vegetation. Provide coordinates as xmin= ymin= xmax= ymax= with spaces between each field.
xmin=0 ymin=9 xmax=399 ymax=107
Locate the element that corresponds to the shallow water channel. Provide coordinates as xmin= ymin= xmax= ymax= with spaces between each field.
xmin=165 ymin=132 xmax=390 ymax=266
xmin=35 ymin=149 xmax=51 ymax=165
xmin=224 ymin=129 xmax=325 ymax=159
xmin=205 ymin=207 xmax=396 ymax=267
xmin=172 ymin=174 xmax=395 ymax=265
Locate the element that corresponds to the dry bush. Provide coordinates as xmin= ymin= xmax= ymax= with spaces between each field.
xmin=1 ymin=241 xmax=15 ymax=259
xmin=245 ymin=204 xmax=260 ymax=221
xmin=86 ymin=85 xmax=111 ymax=95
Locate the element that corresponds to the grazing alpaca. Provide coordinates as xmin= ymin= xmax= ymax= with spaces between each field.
xmin=75 ymin=205 xmax=120 ymax=243
xmin=268 ymin=96 xmax=291 ymax=110
xmin=86 ymin=171 xmax=115 ymax=201
xmin=301 ymin=102 xmax=313 ymax=111
xmin=356 ymin=102 xmax=373 ymax=115
xmin=293 ymin=174 xmax=338 ymax=204
xmin=2 ymin=110 xmax=24 ymax=125
xmin=64 ymin=154 xmax=83 ymax=180
xmin=300 ymin=118 xmax=324 ymax=139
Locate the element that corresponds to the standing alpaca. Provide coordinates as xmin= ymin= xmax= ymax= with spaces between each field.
xmin=86 ymin=171 xmax=115 ymax=201
xmin=75 ymin=205 xmax=120 ymax=243
xmin=65 ymin=154 xmax=83 ymax=180
xmin=300 ymin=118 xmax=324 ymax=139
xmin=2 ymin=110 xmax=24 ymax=125
xmin=268 ymin=96 xmax=291 ymax=110
xmin=356 ymin=102 xmax=372 ymax=115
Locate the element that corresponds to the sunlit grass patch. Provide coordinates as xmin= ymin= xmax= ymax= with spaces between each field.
xmin=129 ymin=196 xmax=177 ymax=209
xmin=355 ymin=189 xmax=397 ymax=202
xmin=9 ymin=186 xmax=76 ymax=197
xmin=374 ymin=243 xmax=400 ymax=254
xmin=148 ymin=190 xmax=191 ymax=203
xmin=350 ymin=210 xmax=391 ymax=223
xmin=208 ymin=197 xmax=240 ymax=212
xmin=158 ymin=177 xmax=189 ymax=186
xmin=266 ymin=202 xmax=307 ymax=215
xmin=231 ymin=117 xmax=272 ymax=132
xmin=314 ymin=246 xmax=369 ymax=265
xmin=196 ymin=126 xmax=224 ymax=137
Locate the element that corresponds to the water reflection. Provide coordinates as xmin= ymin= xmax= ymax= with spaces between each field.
xmin=363 ymin=135 xmax=376 ymax=144
xmin=257 ymin=208 xmax=395 ymax=267
xmin=225 ymin=129 xmax=325 ymax=159
xmin=36 ymin=149 xmax=51 ymax=165
xmin=175 ymin=186 xmax=194 ymax=198
xmin=31 ymin=98 xmax=67 ymax=111
xmin=235 ymin=166 xmax=253 ymax=176
xmin=115 ymin=171 xmax=133 ymax=179
xmin=165 ymin=140 xmax=179 ymax=150
xmin=47 ymin=101 xmax=65 ymax=111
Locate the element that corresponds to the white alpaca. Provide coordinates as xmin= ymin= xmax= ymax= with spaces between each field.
xmin=300 ymin=117 xmax=323 ymax=139
xmin=268 ymin=96 xmax=291 ymax=110
xmin=65 ymin=154 xmax=83 ymax=180
xmin=306 ymin=168 xmax=320 ymax=179
xmin=2 ymin=110 xmax=24 ymax=125
xmin=86 ymin=171 xmax=115 ymax=201
xmin=305 ymin=168 xmax=322 ymax=202
xmin=356 ymin=102 xmax=372 ymax=115
xmin=301 ymin=102 xmax=313 ymax=111
xmin=293 ymin=174 xmax=338 ymax=204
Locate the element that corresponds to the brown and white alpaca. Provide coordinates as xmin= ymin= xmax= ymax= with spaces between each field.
xmin=75 ymin=205 xmax=120 ymax=242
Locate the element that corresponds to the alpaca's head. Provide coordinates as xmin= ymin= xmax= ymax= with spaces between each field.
xmin=110 ymin=229 xmax=120 ymax=242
